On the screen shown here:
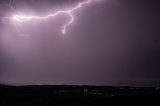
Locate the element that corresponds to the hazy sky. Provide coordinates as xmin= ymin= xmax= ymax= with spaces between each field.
xmin=0 ymin=0 xmax=160 ymax=86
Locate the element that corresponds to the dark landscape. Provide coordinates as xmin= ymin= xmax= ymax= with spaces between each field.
xmin=0 ymin=85 xmax=160 ymax=105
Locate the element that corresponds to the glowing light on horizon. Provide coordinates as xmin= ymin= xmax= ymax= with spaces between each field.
xmin=2 ymin=0 xmax=96 ymax=34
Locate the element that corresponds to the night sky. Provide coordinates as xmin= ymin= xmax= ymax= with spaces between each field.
xmin=0 ymin=0 xmax=160 ymax=86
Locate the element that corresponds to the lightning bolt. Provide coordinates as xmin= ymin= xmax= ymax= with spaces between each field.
xmin=2 ymin=0 xmax=94 ymax=35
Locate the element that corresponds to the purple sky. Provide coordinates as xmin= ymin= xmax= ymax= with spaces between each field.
xmin=0 ymin=0 xmax=160 ymax=86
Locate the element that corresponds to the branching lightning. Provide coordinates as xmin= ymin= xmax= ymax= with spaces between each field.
xmin=2 ymin=0 xmax=95 ymax=34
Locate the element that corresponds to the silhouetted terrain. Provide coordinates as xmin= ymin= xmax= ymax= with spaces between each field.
xmin=0 ymin=85 xmax=160 ymax=105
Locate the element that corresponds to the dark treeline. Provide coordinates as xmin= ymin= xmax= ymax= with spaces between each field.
xmin=0 ymin=85 xmax=160 ymax=105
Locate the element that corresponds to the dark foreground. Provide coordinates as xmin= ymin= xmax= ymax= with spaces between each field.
xmin=0 ymin=85 xmax=160 ymax=106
